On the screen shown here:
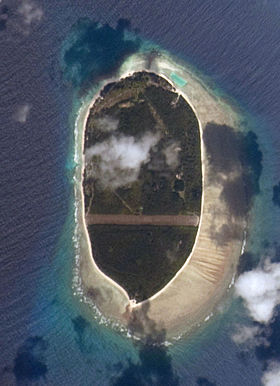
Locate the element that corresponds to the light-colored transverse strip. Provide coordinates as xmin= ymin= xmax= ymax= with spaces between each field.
xmin=86 ymin=214 xmax=199 ymax=227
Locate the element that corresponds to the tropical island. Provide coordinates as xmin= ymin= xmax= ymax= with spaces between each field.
xmin=83 ymin=72 xmax=202 ymax=301
xmin=75 ymin=52 xmax=246 ymax=339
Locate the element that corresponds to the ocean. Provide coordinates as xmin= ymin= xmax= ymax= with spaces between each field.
xmin=1 ymin=0 xmax=280 ymax=385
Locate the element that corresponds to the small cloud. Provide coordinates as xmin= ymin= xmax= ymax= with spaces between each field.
xmin=18 ymin=0 xmax=43 ymax=26
xmin=85 ymin=132 xmax=160 ymax=189
xmin=232 ymin=325 xmax=268 ymax=347
xmin=262 ymin=361 xmax=280 ymax=386
xmin=235 ymin=259 xmax=280 ymax=324
xmin=163 ymin=142 xmax=180 ymax=170
xmin=232 ymin=325 xmax=261 ymax=345
xmin=14 ymin=104 xmax=31 ymax=123
xmin=95 ymin=115 xmax=119 ymax=132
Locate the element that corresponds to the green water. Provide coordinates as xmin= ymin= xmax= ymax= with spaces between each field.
xmin=170 ymin=72 xmax=187 ymax=87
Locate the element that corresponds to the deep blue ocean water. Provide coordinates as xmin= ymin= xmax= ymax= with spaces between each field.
xmin=1 ymin=1 xmax=280 ymax=385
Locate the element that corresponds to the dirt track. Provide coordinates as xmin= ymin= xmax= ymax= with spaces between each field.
xmin=86 ymin=214 xmax=199 ymax=227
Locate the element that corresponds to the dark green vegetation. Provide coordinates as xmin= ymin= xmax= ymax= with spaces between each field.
xmin=89 ymin=225 xmax=197 ymax=301
xmin=84 ymin=72 xmax=202 ymax=301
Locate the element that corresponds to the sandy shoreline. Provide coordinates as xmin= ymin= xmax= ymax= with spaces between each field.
xmin=74 ymin=86 xmax=130 ymax=320
xmin=74 ymin=52 xmax=245 ymax=339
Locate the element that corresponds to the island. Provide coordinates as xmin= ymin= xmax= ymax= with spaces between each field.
xmin=75 ymin=52 xmax=245 ymax=339
xmin=83 ymin=72 xmax=202 ymax=302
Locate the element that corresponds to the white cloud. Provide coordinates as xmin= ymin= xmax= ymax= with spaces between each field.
xmin=18 ymin=0 xmax=43 ymax=26
xmin=235 ymin=259 xmax=280 ymax=324
xmin=163 ymin=142 xmax=180 ymax=169
xmin=95 ymin=115 xmax=119 ymax=132
xmin=232 ymin=325 xmax=262 ymax=345
xmin=14 ymin=104 xmax=31 ymax=123
xmin=262 ymin=361 xmax=280 ymax=386
xmin=231 ymin=324 xmax=269 ymax=349
xmin=85 ymin=132 xmax=160 ymax=189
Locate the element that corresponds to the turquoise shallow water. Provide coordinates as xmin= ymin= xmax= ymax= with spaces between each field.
xmin=170 ymin=72 xmax=188 ymax=87
xmin=1 ymin=1 xmax=280 ymax=385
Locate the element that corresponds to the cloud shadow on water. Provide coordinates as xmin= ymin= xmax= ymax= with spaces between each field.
xmin=272 ymin=182 xmax=280 ymax=207
xmin=13 ymin=336 xmax=48 ymax=384
xmin=61 ymin=18 xmax=141 ymax=89
xmin=72 ymin=315 xmax=94 ymax=354
xmin=196 ymin=377 xmax=216 ymax=386
xmin=203 ymin=123 xmax=262 ymax=246
xmin=236 ymin=251 xmax=259 ymax=276
xmin=111 ymin=302 xmax=179 ymax=386
xmin=203 ymin=123 xmax=262 ymax=218
xmin=242 ymin=307 xmax=280 ymax=379
xmin=0 ymin=5 xmax=9 ymax=31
